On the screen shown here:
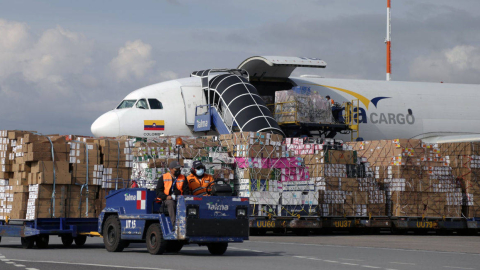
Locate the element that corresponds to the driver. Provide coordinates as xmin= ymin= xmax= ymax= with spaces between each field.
xmin=156 ymin=160 xmax=190 ymax=225
xmin=187 ymin=161 xmax=214 ymax=196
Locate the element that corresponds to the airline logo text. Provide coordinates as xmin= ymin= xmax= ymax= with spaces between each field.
xmin=196 ymin=119 xmax=209 ymax=128
xmin=310 ymin=84 xmax=416 ymax=125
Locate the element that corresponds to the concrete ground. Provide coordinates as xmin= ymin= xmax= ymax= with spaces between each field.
xmin=0 ymin=234 xmax=479 ymax=270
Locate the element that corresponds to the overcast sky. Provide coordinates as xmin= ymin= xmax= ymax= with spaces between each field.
xmin=1 ymin=0 xmax=479 ymax=135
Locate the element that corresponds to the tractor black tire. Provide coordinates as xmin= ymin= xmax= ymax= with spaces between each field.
xmin=207 ymin=242 xmax=228 ymax=255
xmin=21 ymin=237 xmax=35 ymax=249
xmin=75 ymin=235 xmax=87 ymax=246
xmin=166 ymin=241 xmax=184 ymax=253
xmin=61 ymin=235 xmax=74 ymax=247
xmin=36 ymin=235 xmax=49 ymax=249
xmin=103 ymin=215 xmax=125 ymax=252
xmin=146 ymin=223 xmax=166 ymax=255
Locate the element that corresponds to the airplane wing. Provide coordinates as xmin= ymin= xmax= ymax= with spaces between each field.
xmin=421 ymin=134 xmax=480 ymax=144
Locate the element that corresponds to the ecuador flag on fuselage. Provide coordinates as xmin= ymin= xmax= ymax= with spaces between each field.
xmin=144 ymin=120 xmax=164 ymax=131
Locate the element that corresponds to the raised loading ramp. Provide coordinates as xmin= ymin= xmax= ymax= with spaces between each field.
xmin=191 ymin=69 xmax=284 ymax=136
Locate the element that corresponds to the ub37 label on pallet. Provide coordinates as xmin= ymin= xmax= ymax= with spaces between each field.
xmin=333 ymin=220 xmax=352 ymax=228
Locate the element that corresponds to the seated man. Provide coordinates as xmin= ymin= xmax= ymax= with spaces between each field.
xmin=156 ymin=160 xmax=190 ymax=225
xmin=187 ymin=161 xmax=214 ymax=196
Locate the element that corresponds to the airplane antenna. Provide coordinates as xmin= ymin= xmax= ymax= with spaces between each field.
xmin=386 ymin=0 xmax=392 ymax=81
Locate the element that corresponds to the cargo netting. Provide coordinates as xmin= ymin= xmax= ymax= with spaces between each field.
xmin=1 ymin=129 xmax=480 ymax=220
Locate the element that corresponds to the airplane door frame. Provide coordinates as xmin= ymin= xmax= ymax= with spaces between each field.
xmin=181 ymin=86 xmax=206 ymax=125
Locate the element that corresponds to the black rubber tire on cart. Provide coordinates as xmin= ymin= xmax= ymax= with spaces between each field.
xmin=146 ymin=223 xmax=166 ymax=255
xmin=75 ymin=235 xmax=87 ymax=246
xmin=61 ymin=235 xmax=74 ymax=247
xmin=0 ymin=236 xmax=2 ymax=244
xmin=123 ymin=242 xmax=130 ymax=248
xmin=21 ymin=237 xmax=35 ymax=249
xmin=103 ymin=215 xmax=125 ymax=252
xmin=207 ymin=242 xmax=228 ymax=255
xmin=36 ymin=235 xmax=49 ymax=249
xmin=166 ymin=241 xmax=184 ymax=253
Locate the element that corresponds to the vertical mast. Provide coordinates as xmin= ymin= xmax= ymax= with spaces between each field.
xmin=386 ymin=0 xmax=392 ymax=81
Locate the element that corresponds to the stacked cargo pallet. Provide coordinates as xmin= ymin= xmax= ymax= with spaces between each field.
xmin=440 ymin=142 xmax=480 ymax=217
xmin=0 ymin=130 xmax=138 ymax=220
xmin=348 ymin=139 xmax=463 ymax=217
xmin=3 ymin=127 xmax=480 ymax=222
xmin=274 ymin=86 xmax=333 ymax=124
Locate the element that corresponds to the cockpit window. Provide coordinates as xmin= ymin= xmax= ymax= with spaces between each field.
xmin=148 ymin=99 xmax=163 ymax=109
xmin=116 ymin=99 xmax=137 ymax=109
xmin=136 ymin=99 xmax=149 ymax=109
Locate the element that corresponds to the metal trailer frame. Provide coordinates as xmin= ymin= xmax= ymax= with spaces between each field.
xmin=249 ymin=215 xmax=480 ymax=235
xmin=0 ymin=217 xmax=99 ymax=248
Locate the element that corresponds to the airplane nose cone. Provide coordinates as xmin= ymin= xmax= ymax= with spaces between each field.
xmin=91 ymin=111 xmax=120 ymax=137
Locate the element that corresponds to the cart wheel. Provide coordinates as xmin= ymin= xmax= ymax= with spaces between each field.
xmin=146 ymin=223 xmax=166 ymax=255
xmin=123 ymin=242 xmax=130 ymax=248
xmin=21 ymin=237 xmax=35 ymax=249
xmin=103 ymin=215 xmax=125 ymax=252
xmin=0 ymin=236 xmax=2 ymax=244
xmin=75 ymin=235 xmax=87 ymax=246
xmin=36 ymin=235 xmax=49 ymax=249
xmin=207 ymin=242 xmax=228 ymax=255
xmin=61 ymin=235 xmax=74 ymax=247
xmin=166 ymin=241 xmax=184 ymax=253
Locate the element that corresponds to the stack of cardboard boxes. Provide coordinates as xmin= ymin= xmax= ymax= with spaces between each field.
xmin=348 ymin=139 xmax=463 ymax=217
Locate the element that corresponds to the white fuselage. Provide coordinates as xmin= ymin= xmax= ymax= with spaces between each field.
xmin=291 ymin=77 xmax=480 ymax=141
xmin=91 ymin=76 xmax=480 ymax=142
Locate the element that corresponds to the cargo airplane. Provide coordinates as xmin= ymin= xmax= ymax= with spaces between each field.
xmin=91 ymin=56 xmax=480 ymax=143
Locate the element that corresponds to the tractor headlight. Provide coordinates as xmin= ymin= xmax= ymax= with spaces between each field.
xmin=188 ymin=208 xmax=197 ymax=216
xmin=187 ymin=205 xmax=199 ymax=218
xmin=236 ymin=207 xmax=247 ymax=218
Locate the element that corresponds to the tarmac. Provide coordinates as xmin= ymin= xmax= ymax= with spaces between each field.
xmin=1 ymin=234 xmax=479 ymax=270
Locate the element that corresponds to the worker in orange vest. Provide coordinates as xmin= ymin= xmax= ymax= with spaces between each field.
xmin=156 ymin=160 xmax=190 ymax=225
xmin=326 ymin=95 xmax=335 ymax=106
xmin=187 ymin=161 xmax=214 ymax=196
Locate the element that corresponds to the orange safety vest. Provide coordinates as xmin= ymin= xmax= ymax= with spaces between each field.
xmin=163 ymin=173 xmax=186 ymax=196
xmin=329 ymin=99 xmax=334 ymax=105
xmin=187 ymin=174 xmax=214 ymax=196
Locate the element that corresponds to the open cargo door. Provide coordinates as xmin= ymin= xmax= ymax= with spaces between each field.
xmin=237 ymin=56 xmax=326 ymax=80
